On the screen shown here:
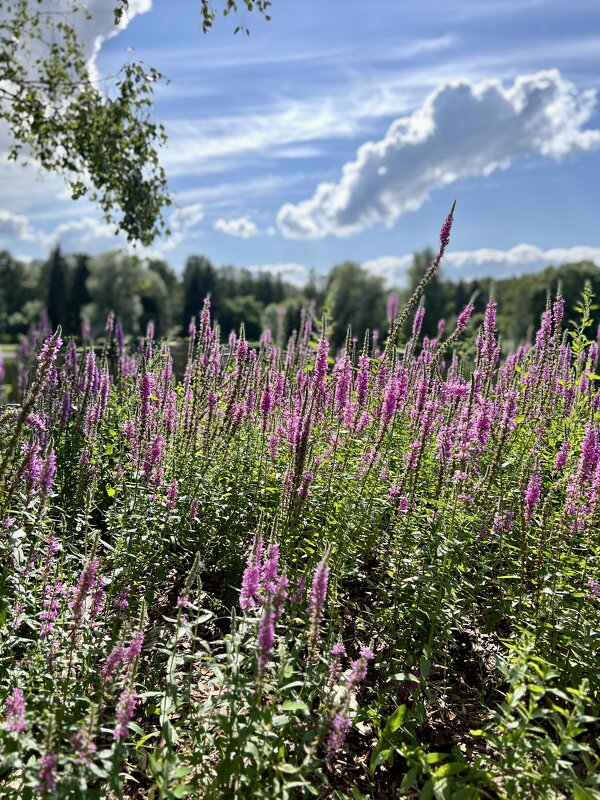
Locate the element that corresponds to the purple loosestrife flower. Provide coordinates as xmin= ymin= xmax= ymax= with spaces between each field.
xmin=90 ymin=576 xmax=106 ymax=619
xmin=355 ymin=353 xmax=370 ymax=407
xmin=71 ymin=729 xmax=96 ymax=765
xmin=70 ymin=557 xmax=99 ymax=626
xmin=272 ymin=574 xmax=289 ymax=621
xmin=40 ymin=450 xmax=56 ymax=496
xmin=328 ymin=642 xmax=346 ymax=682
xmin=123 ymin=630 xmax=144 ymax=666
xmin=334 ymin=357 xmax=352 ymax=417
xmin=113 ymin=688 xmax=137 ymax=741
xmin=308 ymin=554 xmax=330 ymax=657
xmin=37 ymin=752 xmax=58 ymax=794
xmin=40 ymin=582 xmax=63 ymax=637
xmin=4 ymin=687 xmax=27 ymax=733
xmin=240 ymin=537 xmax=263 ymax=611
xmin=386 ymin=291 xmax=399 ymax=323
xmin=439 ymin=204 xmax=454 ymax=250
xmin=38 ymin=332 xmax=62 ymax=370
xmin=554 ymin=441 xmax=570 ymax=472
xmin=412 ymin=305 xmax=425 ymax=340
xmin=586 ymin=578 xmax=600 ymax=599
xmin=115 ymin=321 xmax=125 ymax=356
xmin=455 ymin=304 xmax=474 ymax=335
xmin=101 ymin=644 xmax=125 ymax=686
xmin=60 ymin=391 xmax=71 ymax=427
xmin=347 ymin=646 xmax=374 ymax=688
xmin=166 ymin=480 xmax=179 ymax=511
xmin=326 ymin=712 xmax=351 ymax=758
xmin=143 ymin=434 xmax=165 ymax=486
xmin=524 ymin=474 xmax=542 ymax=522
xmin=261 ymin=542 xmax=280 ymax=595
xmin=260 ymin=383 xmax=273 ymax=428
xmin=257 ymin=604 xmax=276 ymax=680
xmin=140 ymin=373 xmax=152 ymax=425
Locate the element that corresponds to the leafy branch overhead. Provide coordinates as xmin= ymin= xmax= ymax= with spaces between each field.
xmin=0 ymin=1 xmax=272 ymax=245
xmin=115 ymin=0 xmax=272 ymax=34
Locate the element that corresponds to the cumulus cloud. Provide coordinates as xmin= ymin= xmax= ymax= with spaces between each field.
xmin=364 ymin=244 xmax=600 ymax=285
xmin=82 ymin=0 xmax=153 ymax=82
xmin=277 ymin=70 xmax=600 ymax=239
xmin=214 ymin=217 xmax=258 ymax=239
xmin=0 ymin=210 xmax=37 ymax=242
xmin=246 ymin=263 xmax=311 ymax=287
xmin=43 ymin=216 xmax=124 ymax=252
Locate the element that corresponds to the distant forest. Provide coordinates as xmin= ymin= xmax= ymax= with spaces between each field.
xmin=1 ymin=247 xmax=599 ymax=349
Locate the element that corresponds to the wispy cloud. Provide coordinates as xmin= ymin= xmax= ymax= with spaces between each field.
xmin=170 ymin=202 xmax=205 ymax=231
xmin=277 ymin=70 xmax=600 ymax=239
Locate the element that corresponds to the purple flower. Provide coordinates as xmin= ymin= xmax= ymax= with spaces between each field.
xmin=524 ymin=473 xmax=542 ymax=521
xmin=71 ymin=729 xmax=96 ymax=765
xmin=37 ymin=332 xmax=62 ymax=369
xmin=326 ymin=711 xmax=351 ymax=758
xmin=90 ymin=576 xmax=106 ymax=619
xmin=586 ymin=578 xmax=600 ymax=599
xmin=386 ymin=291 xmax=399 ymax=323
xmin=37 ymin=752 xmax=58 ymax=794
xmin=240 ymin=537 xmax=263 ymax=611
xmin=101 ymin=644 xmax=124 ymax=686
xmin=4 ymin=687 xmax=27 ymax=733
xmin=257 ymin=605 xmax=276 ymax=679
xmin=70 ymin=557 xmax=99 ymax=625
xmin=329 ymin=642 xmax=346 ymax=681
xmin=554 ymin=441 xmax=569 ymax=472
xmin=123 ymin=630 xmax=144 ymax=666
xmin=347 ymin=647 xmax=374 ymax=688
xmin=308 ymin=554 xmax=330 ymax=656
xmin=439 ymin=204 xmax=455 ymax=250
xmin=113 ymin=688 xmax=137 ymax=741
xmin=40 ymin=450 xmax=56 ymax=495
xmin=261 ymin=542 xmax=280 ymax=595
xmin=166 ymin=479 xmax=179 ymax=510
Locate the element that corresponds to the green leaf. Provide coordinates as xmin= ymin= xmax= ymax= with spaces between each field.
xmin=383 ymin=704 xmax=407 ymax=735
xmin=435 ymin=761 xmax=467 ymax=777
xmin=281 ymin=700 xmax=309 ymax=714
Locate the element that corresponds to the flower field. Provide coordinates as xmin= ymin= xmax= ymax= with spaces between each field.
xmin=1 ymin=212 xmax=599 ymax=799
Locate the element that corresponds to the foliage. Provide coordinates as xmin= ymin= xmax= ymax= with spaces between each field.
xmin=0 ymin=0 xmax=170 ymax=245
xmin=1 ymin=214 xmax=600 ymax=797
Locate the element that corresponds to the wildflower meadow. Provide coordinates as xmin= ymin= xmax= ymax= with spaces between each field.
xmin=1 ymin=208 xmax=599 ymax=799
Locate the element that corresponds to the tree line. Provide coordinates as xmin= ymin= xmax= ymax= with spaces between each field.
xmin=0 ymin=246 xmax=599 ymax=349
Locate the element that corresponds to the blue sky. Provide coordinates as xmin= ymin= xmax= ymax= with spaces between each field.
xmin=0 ymin=0 xmax=599 ymax=286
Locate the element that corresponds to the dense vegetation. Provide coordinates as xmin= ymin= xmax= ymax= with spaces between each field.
xmin=1 ymin=212 xmax=600 ymax=798
xmin=1 ymin=246 xmax=599 ymax=352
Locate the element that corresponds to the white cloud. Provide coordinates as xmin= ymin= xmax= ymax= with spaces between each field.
xmin=362 ymin=255 xmax=414 ymax=286
xmin=364 ymin=244 xmax=600 ymax=285
xmin=277 ymin=70 xmax=600 ymax=239
xmin=170 ymin=202 xmax=205 ymax=232
xmin=82 ymin=0 xmax=153 ymax=83
xmin=0 ymin=209 xmax=37 ymax=242
xmin=44 ymin=216 xmax=124 ymax=252
xmin=246 ymin=263 xmax=311 ymax=287
xmin=214 ymin=216 xmax=258 ymax=239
